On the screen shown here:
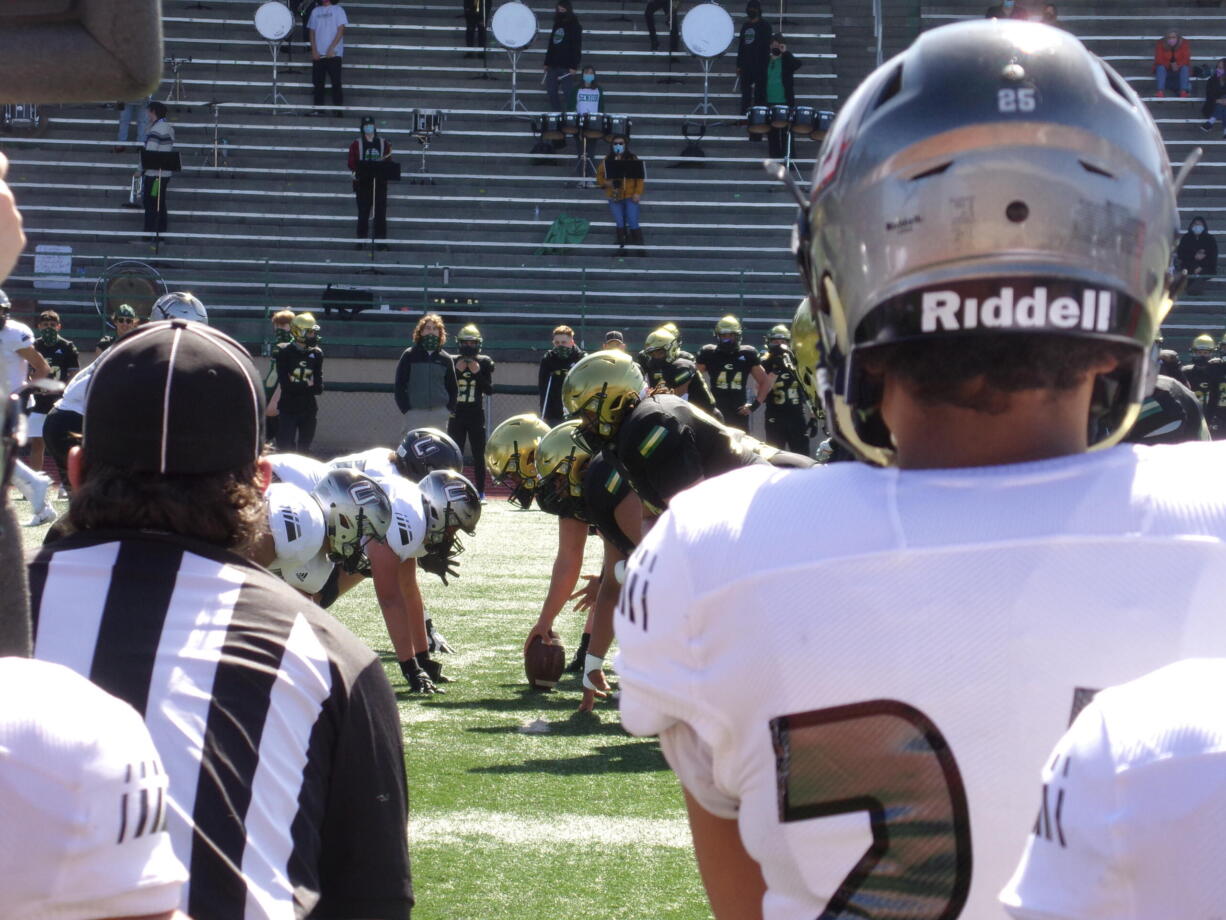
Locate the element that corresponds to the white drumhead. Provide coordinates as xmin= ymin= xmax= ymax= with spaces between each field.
xmin=255 ymin=0 xmax=293 ymax=40
xmin=492 ymin=1 xmax=537 ymax=50
xmin=682 ymin=2 xmax=735 ymax=58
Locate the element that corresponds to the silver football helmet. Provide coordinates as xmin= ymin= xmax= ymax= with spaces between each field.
xmin=311 ymin=469 xmax=393 ymax=572
xmin=151 ymin=291 xmax=209 ymax=324
xmin=418 ymin=469 xmax=481 ymax=559
xmin=395 ymin=427 xmax=463 ymax=481
xmin=797 ymin=19 xmax=1180 ymax=464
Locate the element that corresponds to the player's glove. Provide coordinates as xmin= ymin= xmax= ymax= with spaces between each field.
xmin=419 ymin=548 xmax=460 ymax=585
xmin=805 ymin=417 xmax=820 ymax=438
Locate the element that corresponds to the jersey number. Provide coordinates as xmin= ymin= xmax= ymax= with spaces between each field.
xmin=290 ymin=364 xmax=315 ymax=386
xmin=771 ymin=700 xmax=972 ymax=919
xmin=457 ymin=376 xmax=477 ymax=405
xmin=714 ymin=369 xmax=744 ymax=392
xmin=1216 ymin=381 xmax=1226 ymax=409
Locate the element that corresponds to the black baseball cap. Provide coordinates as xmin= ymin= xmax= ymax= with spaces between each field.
xmin=604 ymin=330 xmax=625 ymax=344
xmin=84 ymin=320 xmax=265 ymax=474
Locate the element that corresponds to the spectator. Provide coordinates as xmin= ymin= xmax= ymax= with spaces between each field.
xmin=567 ymin=64 xmax=606 ymax=181
xmin=349 ymin=115 xmax=393 ymax=248
xmin=1154 ymin=28 xmax=1191 ymax=98
xmin=763 ymin=35 xmax=802 ymax=160
xmin=27 ymin=309 xmax=78 ymax=479
xmin=141 ymin=100 xmax=174 ymax=238
xmin=31 ymin=319 xmax=413 ymax=918
xmin=264 ymin=308 xmax=295 ymax=446
xmin=463 ymin=0 xmax=486 ymax=57
xmin=41 ymin=357 xmax=95 ymax=499
xmin=596 ymin=135 xmax=645 ymax=255
xmin=538 ymin=324 xmax=584 ymax=425
xmin=1201 ymin=58 xmax=1226 ymax=132
xmin=985 ymin=0 xmax=1029 ymax=17
xmin=309 ymin=0 xmax=347 ymax=116
xmin=645 ymin=0 xmax=679 ymax=53
xmin=448 ymin=323 xmax=494 ymax=500
xmin=544 ymin=0 xmax=582 ymax=111
xmin=96 ymin=303 xmax=140 ymax=354
xmin=275 ymin=311 xmax=325 ymax=451
xmin=114 ymin=94 xmax=149 ymax=153
xmin=1039 ymin=3 xmax=1062 ymax=26
xmin=736 ymin=0 xmax=773 ymax=122
xmin=1177 ymin=216 xmax=1218 ymax=294
xmin=603 ymin=330 xmax=627 ymax=351
xmin=394 ymin=312 xmax=458 ymax=432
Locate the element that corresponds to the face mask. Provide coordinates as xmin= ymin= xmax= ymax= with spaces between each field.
xmin=38 ymin=327 xmax=58 ymax=344
xmin=768 ymin=342 xmax=785 ymax=355
xmin=612 ymin=144 xmax=625 ymax=154
xmin=1193 ymin=225 xmax=1205 ymax=235
xmin=459 ymin=343 xmax=479 ymax=356
xmin=303 ymin=333 xmax=320 ymax=348
xmin=1167 ymin=38 xmax=1178 ymax=47
xmin=770 ymin=47 xmax=782 ymax=56
xmin=583 ymin=73 xmax=594 ymax=84
xmin=363 ymin=126 xmax=375 ymax=137
xmin=552 ymin=344 xmax=573 ymax=359
xmin=275 ymin=327 xmax=292 ymax=343
xmin=717 ymin=336 xmax=738 ymax=352
xmin=420 ymin=334 xmax=440 ymax=351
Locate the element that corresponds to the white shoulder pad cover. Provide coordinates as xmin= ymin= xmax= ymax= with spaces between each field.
xmin=266 ymin=482 xmax=326 ymax=567
xmin=268 ymin=453 xmax=329 ymax=491
xmin=381 ymin=476 xmax=427 ymax=561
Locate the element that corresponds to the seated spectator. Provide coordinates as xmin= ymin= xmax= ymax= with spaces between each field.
xmin=985 ymin=0 xmax=1028 ymax=18
xmin=1154 ymin=28 xmax=1191 ymax=97
xmin=1177 ymin=216 xmax=1218 ymax=293
xmin=1201 ymin=58 xmax=1226 ymax=132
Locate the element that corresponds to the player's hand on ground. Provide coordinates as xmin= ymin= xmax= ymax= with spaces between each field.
xmin=567 ymin=573 xmax=601 ymax=613
xmin=578 ymin=667 xmax=611 ymax=712
xmin=523 ymin=620 xmax=560 ymax=654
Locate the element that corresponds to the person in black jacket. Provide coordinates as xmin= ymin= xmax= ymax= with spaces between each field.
xmin=1200 ymin=58 xmax=1226 ymax=133
xmin=762 ymin=36 xmax=803 ymax=159
xmin=393 ymin=312 xmax=458 ymax=433
xmin=447 ymin=323 xmax=495 ymax=498
xmin=274 ymin=313 xmax=325 ymax=452
xmin=543 ymin=0 xmax=582 ymax=111
xmin=1177 ymin=216 xmax=1218 ymax=294
xmin=539 ymin=324 xmax=585 ymax=425
xmin=736 ymin=0 xmax=773 ymax=127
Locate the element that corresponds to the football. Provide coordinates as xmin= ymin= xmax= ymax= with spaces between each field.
xmin=524 ymin=635 xmax=566 ymax=690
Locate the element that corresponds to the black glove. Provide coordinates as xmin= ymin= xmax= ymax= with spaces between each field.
xmin=419 ymin=549 xmax=460 ymax=585
xmin=805 ymin=417 xmax=819 ymax=438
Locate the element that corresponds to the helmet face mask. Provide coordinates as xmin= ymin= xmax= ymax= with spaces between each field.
xmin=561 ymin=351 xmax=645 ymax=445
xmin=798 ymin=20 xmax=1180 ymax=465
xmin=291 ymin=313 xmax=320 ymax=346
xmin=714 ymin=315 xmax=743 ymax=351
xmin=418 ymin=469 xmax=482 ymax=561
xmin=457 ymin=323 xmax=482 ymax=357
xmin=485 ymin=414 xmax=551 ymax=507
xmin=312 ymin=470 xmax=393 ymax=574
xmin=535 ymin=420 xmax=591 ymax=519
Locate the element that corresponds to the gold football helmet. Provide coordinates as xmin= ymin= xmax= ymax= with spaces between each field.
xmin=1193 ymin=333 xmax=1216 ymax=354
xmin=714 ymin=314 xmax=742 ymax=342
xmin=642 ymin=327 xmax=679 ymax=362
xmin=561 ymin=350 xmax=645 ymax=444
xmin=790 ymin=297 xmax=821 ymax=405
xmin=768 ymin=323 xmax=791 ymax=342
xmin=485 ymin=414 xmax=551 ymax=508
xmin=536 ymin=420 xmax=592 ymax=497
xmin=458 ymin=323 xmax=482 ymax=345
xmin=290 ymin=312 xmax=320 ymax=343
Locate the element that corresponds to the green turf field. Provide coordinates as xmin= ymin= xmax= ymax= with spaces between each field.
xmin=21 ymin=497 xmax=711 ymax=920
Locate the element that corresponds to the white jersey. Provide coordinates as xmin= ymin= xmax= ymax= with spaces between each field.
xmin=264 ymin=482 xmax=333 ymax=594
xmin=1 ymin=318 xmax=33 ymax=394
xmin=1002 ymin=658 xmax=1226 ymax=920
xmin=267 ymin=452 xmax=329 ymax=491
xmin=55 ymin=360 xmax=95 ymax=414
xmin=329 ymin=447 xmax=400 ymax=484
xmin=616 ymin=443 xmax=1226 ymax=920
xmin=380 ymin=476 xmax=427 ymax=562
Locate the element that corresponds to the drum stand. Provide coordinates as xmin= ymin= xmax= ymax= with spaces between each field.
xmin=263 ymin=41 xmax=290 ymax=107
xmin=501 ymin=49 xmax=529 ymax=113
xmin=783 ymin=128 xmax=803 ymax=183
xmin=573 ymin=134 xmax=597 ymax=187
xmin=410 ymin=131 xmax=437 ymax=185
xmin=691 ymin=57 xmax=719 ymax=115
xmin=163 ymin=57 xmax=190 ymax=103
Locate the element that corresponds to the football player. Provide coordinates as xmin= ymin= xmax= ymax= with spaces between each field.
xmin=448 ymin=324 xmax=495 ymax=499
xmin=1179 ymin=333 xmax=1220 ymax=411
xmin=256 ymin=468 xmax=393 ymax=604
xmin=1123 ymin=366 xmax=1209 ymax=445
xmin=636 ymin=327 xmax=719 ymax=417
xmin=695 ymin=315 xmax=771 ymax=432
xmin=487 ymin=414 xmax=597 ymax=674
xmin=563 ymin=350 xmax=814 ymax=526
xmin=533 ymin=420 xmax=640 ymax=711
xmin=616 ymin=20 xmax=1226 ymax=920
xmin=1002 ymin=659 xmax=1226 ymax=919
xmin=758 ymin=324 xmax=815 ymax=455
xmin=0 ymin=290 xmax=55 ymax=525
xmin=26 ymin=310 xmax=78 ymax=483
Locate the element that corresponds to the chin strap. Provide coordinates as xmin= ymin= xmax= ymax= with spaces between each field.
xmin=581 ymin=653 xmax=605 ymax=692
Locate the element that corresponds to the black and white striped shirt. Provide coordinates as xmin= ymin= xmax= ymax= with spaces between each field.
xmin=30 ymin=529 xmax=413 ymax=920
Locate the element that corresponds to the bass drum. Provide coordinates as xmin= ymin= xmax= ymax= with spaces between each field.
xmin=254 ymin=0 xmax=294 ymax=41
xmin=746 ymin=105 xmax=771 ymax=134
xmin=681 ymin=2 xmax=735 ymax=58
xmin=491 ymin=0 xmax=538 ymax=50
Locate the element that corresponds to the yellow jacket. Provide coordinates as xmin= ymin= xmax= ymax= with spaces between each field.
xmin=597 ymin=156 xmax=644 ymax=201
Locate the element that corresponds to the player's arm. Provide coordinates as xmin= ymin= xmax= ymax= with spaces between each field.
xmin=524 ymin=515 xmax=588 ymax=651
xmin=578 ymin=537 xmax=628 ymax=711
xmin=17 ymin=345 xmax=50 ymax=381
xmin=367 ymin=540 xmax=418 ymax=660
xmin=749 ymin=363 xmax=771 ymax=407
xmin=685 ymin=790 xmax=766 ymax=920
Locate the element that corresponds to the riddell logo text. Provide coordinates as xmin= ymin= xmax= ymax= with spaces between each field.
xmin=920 ymin=287 xmax=1114 ymax=333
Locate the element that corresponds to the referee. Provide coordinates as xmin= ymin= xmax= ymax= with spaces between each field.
xmin=30 ymin=320 xmax=414 ymax=919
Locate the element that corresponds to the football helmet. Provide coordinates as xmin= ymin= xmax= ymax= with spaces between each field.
xmin=714 ymin=315 xmax=742 ymax=350
xmin=662 ymin=321 xmax=682 ymax=345
xmin=790 ymin=297 xmax=821 ymax=404
xmin=797 ymin=19 xmax=1180 ymax=464
xmin=642 ymin=327 xmax=680 ymax=362
xmin=562 ymin=350 xmax=646 ymax=445
xmin=151 ymin=291 xmax=208 ymax=324
xmin=534 ymin=420 xmax=592 ymax=518
xmin=768 ymin=323 xmax=791 ymax=343
xmin=485 ymin=414 xmax=551 ymax=508
xmin=291 ymin=313 xmax=320 ymax=345
xmin=312 ymin=469 xmax=393 ymax=573
xmin=1193 ymin=334 xmax=1216 ymax=354
xmin=457 ymin=323 xmax=482 ymax=357
xmin=395 ymin=427 xmax=463 ymax=481
xmin=418 ymin=468 xmax=482 ymax=561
